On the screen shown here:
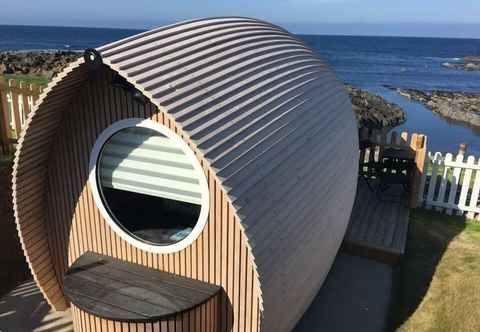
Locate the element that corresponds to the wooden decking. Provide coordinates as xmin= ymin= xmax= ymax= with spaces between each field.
xmin=342 ymin=179 xmax=410 ymax=264
xmin=0 ymin=280 xmax=73 ymax=332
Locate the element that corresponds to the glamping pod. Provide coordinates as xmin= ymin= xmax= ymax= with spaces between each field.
xmin=12 ymin=17 xmax=358 ymax=332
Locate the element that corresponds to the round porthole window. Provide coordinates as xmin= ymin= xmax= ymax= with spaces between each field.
xmin=89 ymin=119 xmax=209 ymax=254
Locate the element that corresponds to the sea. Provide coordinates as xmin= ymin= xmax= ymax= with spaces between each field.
xmin=1 ymin=25 xmax=480 ymax=155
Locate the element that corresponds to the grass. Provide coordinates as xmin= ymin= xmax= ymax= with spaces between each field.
xmin=2 ymin=74 xmax=49 ymax=86
xmin=390 ymin=209 xmax=480 ymax=331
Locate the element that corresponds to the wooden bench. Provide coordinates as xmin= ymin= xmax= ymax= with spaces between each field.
xmin=64 ymin=252 xmax=221 ymax=322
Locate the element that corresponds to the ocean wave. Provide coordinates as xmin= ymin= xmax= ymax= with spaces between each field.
xmin=425 ymin=56 xmax=461 ymax=61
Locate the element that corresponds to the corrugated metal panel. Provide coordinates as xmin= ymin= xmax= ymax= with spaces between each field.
xmin=97 ymin=18 xmax=358 ymax=331
xmin=99 ymin=127 xmax=202 ymax=204
xmin=97 ymin=18 xmax=357 ymax=331
xmin=13 ymin=17 xmax=358 ymax=332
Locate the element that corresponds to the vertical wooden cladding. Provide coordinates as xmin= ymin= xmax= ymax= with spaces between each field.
xmin=12 ymin=60 xmax=88 ymax=311
xmin=41 ymin=67 xmax=260 ymax=332
xmin=71 ymin=295 xmax=221 ymax=332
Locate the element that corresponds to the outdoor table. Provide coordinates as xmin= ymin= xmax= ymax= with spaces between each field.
xmin=382 ymin=147 xmax=415 ymax=163
xmin=380 ymin=147 xmax=416 ymax=192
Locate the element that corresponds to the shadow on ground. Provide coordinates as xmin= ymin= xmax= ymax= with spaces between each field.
xmin=0 ymin=164 xmax=70 ymax=331
xmin=0 ymin=164 xmax=30 ymax=297
xmin=0 ymin=280 xmax=73 ymax=332
xmin=388 ymin=208 xmax=466 ymax=330
xmin=294 ymin=253 xmax=393 ymax=332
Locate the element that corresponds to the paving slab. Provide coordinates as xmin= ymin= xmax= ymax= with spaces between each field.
xmin=1 ymin=254 xmax=391 ymax=332
xmin=294 ymin=253 xmax=393 ymax=332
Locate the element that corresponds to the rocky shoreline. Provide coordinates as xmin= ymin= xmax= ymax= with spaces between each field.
xmin=0 ymin=50 xmax=80 ymax=79
xmin=388 ymin=87 xmax=480 ymax=128
xmin=442 ymin=62 xmax=480 ymax=71
xmin=442 ymin=55 xmax=480 ymax=71
xmin=464 ymin=56 xmax=480 ymax=62
xmin=0 ymin=50 xmax=406 ymax=129
xmin=346 ymin=85 xmax=406 ymax=128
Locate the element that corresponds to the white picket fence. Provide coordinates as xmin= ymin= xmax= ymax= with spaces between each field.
xmin=420 ymin=148 xmax=480 ymax=221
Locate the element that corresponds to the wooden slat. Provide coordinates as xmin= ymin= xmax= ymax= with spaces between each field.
xmin=426 ymin=152 xmax=443 ymax=208
xmin=446 ymin=152 xmax=464 ymax=214
xmin=64 ymin=254 xmax=220 ymax=323
xmin=436 ymin=153 xmax=452 ymax=212
xmin=458 ymin=156 xmax=475 ymax=214
xmin=468 ymin=159 xmax=480 ymax=219
xmin=343 ymin=179 xmax=410 ymax=264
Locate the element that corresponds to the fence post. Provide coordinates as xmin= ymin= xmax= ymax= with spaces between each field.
xmin=426 ymin=152 xmax=443 ymax=209
xmin=459 ymin=155 xmax=475 ymax=216
xmin=409 ymin=134 xmax=427 ymax=208
xmin=0 ymin=78 xmax=44 ymax=156
xmin=446 ymin=144 xmax=467 ymax=215
xmin=0 ymin=80 xmax=12 ymax=155
xmin=417 ymin=151 xmax=429 ymax=206
xmin=8 ymin=80 xmax=22 ymax=139
xmin=390 ymin=131 xmax=398 ymax=146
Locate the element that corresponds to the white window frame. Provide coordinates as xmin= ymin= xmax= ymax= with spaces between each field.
xmin=88 ymin=118 xmax=210 ymax=254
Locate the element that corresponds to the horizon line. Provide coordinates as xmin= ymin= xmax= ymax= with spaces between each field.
xmin=1 ymin=22 xmax=479 ymax=40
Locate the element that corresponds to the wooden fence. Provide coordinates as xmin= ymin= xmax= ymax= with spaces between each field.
xmin=420 ymin=144 xmax=480 ymax=221
xmin=0 ymin=78 xmax=42 ymax=155
xmin=360 ymin=128 xmax=480 ymax=220
xmin=359 ymin=127 xmax=428 ymax=209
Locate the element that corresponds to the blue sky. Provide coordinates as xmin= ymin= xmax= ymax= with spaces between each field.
xmin=2 ymin=0 xmax=480 ymax=38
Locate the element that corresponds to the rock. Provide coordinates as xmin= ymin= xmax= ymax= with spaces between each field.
xmin=464 ymin=56 xmax=480 ymax=62
xmin=346 ymin=85 xmax=406 ymax=129
xmin=465 ymin=63 xmax=480 ymax=70
xmin=388 ymin=87 xmax=480 ymax=129
xmin=0 ymin=51 xmax=81 ymax=79
xmin=442 ymin=61 xmax=480 ymax=71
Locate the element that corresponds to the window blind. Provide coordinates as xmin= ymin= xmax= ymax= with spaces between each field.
xmin=99 ymin=127 xmax=202 ymax=205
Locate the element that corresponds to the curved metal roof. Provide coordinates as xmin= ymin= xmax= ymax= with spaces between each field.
xmin=96 ymin=18 xmax=358 ymax=330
